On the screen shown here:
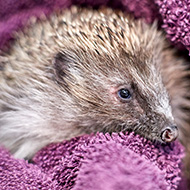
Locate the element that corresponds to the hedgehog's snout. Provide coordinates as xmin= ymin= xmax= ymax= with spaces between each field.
xmin=161 ymin=125 xmax=178 ymax=143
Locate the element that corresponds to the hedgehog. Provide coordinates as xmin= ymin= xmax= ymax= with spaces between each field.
xmin=0 ymin=6 xmax=190 ymax=159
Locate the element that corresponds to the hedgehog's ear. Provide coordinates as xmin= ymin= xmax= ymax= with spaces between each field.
xmin=53 ymin=52 xmax=69 ymax=80
xmin=52 ymin=52 xmax=80 ymax=85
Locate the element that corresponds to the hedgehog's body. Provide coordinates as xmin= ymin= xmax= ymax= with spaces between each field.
xmin=0 ymin=7 xmax=189 ymax=159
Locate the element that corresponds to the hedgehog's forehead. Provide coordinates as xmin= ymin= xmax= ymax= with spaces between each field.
xmin=58 ymin=11 xmax=148 ymax=55
xmin=59 ymin=17 xmax=157 ymax=82
xmin=56 ymin=7 xmax=162 ymax=61
xmin=60 ymin=20 xmax=153 ymax=67
xmin=64 ymin=24 xmax=140 ymax=56
xmin=58 ymin=10 xmax=163 ymax=91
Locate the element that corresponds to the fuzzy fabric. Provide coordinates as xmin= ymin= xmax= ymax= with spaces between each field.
xmin=0 ymin=132 xmax=184 ymax=190
xmin=156 ymin=0 xmax=190 ymax=53
xmin=0 ymin=0 xmax=189 ymax=189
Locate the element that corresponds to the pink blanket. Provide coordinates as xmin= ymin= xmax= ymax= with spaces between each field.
xmin=0 ymin=132 xmax=185 ymax=189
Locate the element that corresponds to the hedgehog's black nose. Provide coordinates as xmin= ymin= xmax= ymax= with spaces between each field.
xmin=161 ymin=125 xmax=178 ymax=143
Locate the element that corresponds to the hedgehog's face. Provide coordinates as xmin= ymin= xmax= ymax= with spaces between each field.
xmin=53 ymin=49 xmax=178 ymax=143
xmin=106 ymin=51 xmax=179 ymax=143
xmin=107 ymin=79 xmax=178 ymax=143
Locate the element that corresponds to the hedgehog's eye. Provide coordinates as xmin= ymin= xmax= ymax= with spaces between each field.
xmin=118 ymin=88 xmax=131 ymax=100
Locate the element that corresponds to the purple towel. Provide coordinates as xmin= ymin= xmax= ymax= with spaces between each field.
xmin=156 ymin=0 xmax=190 ymax=53
xmin=0 ymin=0 xmax=189 ymax=189
xmin=0 ymin=132 xmax=185 ymax=189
